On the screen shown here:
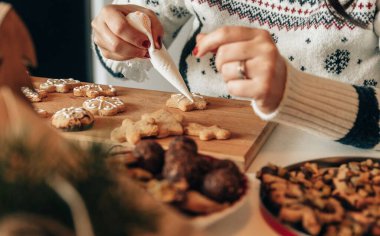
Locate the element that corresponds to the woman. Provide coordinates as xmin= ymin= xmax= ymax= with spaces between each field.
xmin=92 ymin=0 xmax=380 ymax=150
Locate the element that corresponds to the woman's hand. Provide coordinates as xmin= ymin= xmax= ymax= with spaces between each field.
xmin=195 ymin=26 xmax=287 ymax=114
xmin=92 ymin=4 xmax=163 ymax=61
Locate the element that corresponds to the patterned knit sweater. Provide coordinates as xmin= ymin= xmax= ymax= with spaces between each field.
xmin=96 ymin=0 xmax=380 ymax=150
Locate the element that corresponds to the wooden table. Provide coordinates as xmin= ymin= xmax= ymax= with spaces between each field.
xmin=32 ymin=77 xmax=276 ymax=170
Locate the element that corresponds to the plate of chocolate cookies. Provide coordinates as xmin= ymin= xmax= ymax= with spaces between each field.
xmin=257 ymin=157 xmax=380 ymax=236
xmin=107 ymin=136 xmax=251 ymax=228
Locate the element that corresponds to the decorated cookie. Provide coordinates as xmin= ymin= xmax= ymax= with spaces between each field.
xmin=184 ymin=123 xmax=231 ymax=141
xmin=141 ymin=109 xmax=184 ymax=138
xmin=73 ymin=84 xmax=116 ymax=98
xmin=52 ymin=107 xmax=94 ymax=131
xmin=34 ymin=108 xmax=49 ymax=118
xmin=166 ymin=93 xmax=207 ymax=112
xmin=83 ymin=96 xmax=125 ymax=116
xmin=111 ymin=117 xmax=159 ymax=144
xmin=21 ymin=87 xmax=48 ymax=102
xmin=39 ymin=78 xmax=81 ymax=93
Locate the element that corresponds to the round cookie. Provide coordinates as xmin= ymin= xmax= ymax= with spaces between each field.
xmin=82 ymin=96 xmax=125 ymax=116
xmin=52 ymin=107 xmax=94 ymax=131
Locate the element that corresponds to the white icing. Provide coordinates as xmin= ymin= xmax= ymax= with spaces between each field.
xmin=53 ymin=107 xmax=88 ymax=119
xmin=126 ymin=12 xmax=193 ymax=102
xmin=35 ymin=108 xmax=46 ymax=113
xmin=172 ymin=93 xmax=203 ymax=105
xmin=43 ymin=78 xmax=80 ymax=87
xmin=21 ymin=87 xmax=38 ymax=98
xmin=75 ymin=84 xmax=115 ymax=93
xmin=83 ymin=96 xmax=124 ymax=111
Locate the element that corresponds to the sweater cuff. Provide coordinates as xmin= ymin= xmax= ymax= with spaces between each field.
xmin=94 ymin=43 xmax=151 ymax=81
xmin=252 ymin=62 xmax=361 ymax=141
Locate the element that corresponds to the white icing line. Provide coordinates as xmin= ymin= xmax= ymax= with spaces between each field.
xmin=83 ymin=97 xmax=124 ymax=111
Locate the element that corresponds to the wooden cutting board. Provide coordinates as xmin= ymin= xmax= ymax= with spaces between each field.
xmin=32 ymin=77 xmax=276 ymax=170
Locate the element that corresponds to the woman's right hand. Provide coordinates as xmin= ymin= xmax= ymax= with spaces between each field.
xmin=92 ymin=4 xmax=163 ymax=61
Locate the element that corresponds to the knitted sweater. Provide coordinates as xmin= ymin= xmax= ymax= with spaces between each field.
xmin=96 ymin=0 xmax=380 ymax=150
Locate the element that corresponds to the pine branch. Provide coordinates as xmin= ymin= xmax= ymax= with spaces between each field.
xmin=0 ymin=132 xmax=159 ymax=235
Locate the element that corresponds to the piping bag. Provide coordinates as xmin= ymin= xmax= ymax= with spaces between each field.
xmin=126 ymin=12 xmax=194 ymax=102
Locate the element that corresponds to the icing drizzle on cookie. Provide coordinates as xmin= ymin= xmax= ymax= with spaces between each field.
xmin=21 ymin=87 xmax=39 ymax=98
xmin=173 ymin=93 xmax=203 ymax=105
xmin=53 ymin=107 xmax=89 ymax=119
xmin=43 ymin=78 xmax=80 ymax=87
xmin=83 ymin=96 xmax=124 ymax=111
xmin=75 ymin=84 xmax=116 ymax=92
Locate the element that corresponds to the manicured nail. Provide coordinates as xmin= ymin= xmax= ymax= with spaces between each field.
xmin=144 ymin=52 xmax=150 ymax=58
xmin=142 ymin=40 xmax=151 ymax=49
xmin=156 ymin=36 xmax=162 ymax=49
xmin=192 ymin=47 xmax=198 ymax=56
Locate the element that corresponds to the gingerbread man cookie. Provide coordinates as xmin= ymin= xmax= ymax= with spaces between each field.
xmin=39 ymin=78 xmax=81 ymax=93
xmin=52 ymin=107 xmax=94 ymax=131
xmin=73 ymin=84 xmax=116 ymax=98
xmin=21 ymin=87 xmax=48 ymax=102
xmin=141 ymin=109 xmax=184 ymax=138
xmin=111 ymin=117 xmax=159 ymax=144
xmin=83 ymin=96 xmax=125 ymax=116
xmin=184 ymin=123 xmax=231 ymax=141
xmin=166 ymin=93 xmax=207 ymax=112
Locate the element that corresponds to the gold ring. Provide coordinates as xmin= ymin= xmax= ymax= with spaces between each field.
xmin=238 ymin=60 xmax=248 ymax=80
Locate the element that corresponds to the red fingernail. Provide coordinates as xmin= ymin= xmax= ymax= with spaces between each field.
xmin=144 ymin=52 xmax=150 ymax=58
xmin=192 ymin=47 xmax=198 ymax=56
xmin=142 ymin=40 xmax=151 ymax=49
xmin=157 ymin=36 xmax=162 ymax=49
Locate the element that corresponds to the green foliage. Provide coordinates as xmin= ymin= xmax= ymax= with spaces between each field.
xmin=0 ymin=134 xmax=158 ymax=236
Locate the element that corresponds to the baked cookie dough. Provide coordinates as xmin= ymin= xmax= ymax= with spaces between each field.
xmin=21 ymin=87 xmax=48 ymax=102
xmin=39 ymin=78 xmax=81 ymax=93
xmin=110 ymin=117 xmax=159 ymax=144
xmin=83 ymin=96 xmax=125 ymax=116
xmin=52 ymin=107 xmax=94 ymax=131
xmin=166 ymin=93 xmax=207 ymax=112
xmin=110 ymin=109 xmax=183 ymax=144
xmin=184 ymin=123 xmax=231 ymax=141
xmin=34 ymin=108 xmax=49 ymax=118
xmin=73 ymin=84 xmax=116 ymax=98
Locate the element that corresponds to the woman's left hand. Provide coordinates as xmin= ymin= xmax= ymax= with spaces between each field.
xmin=195 ymin=26 xmax=287 ymax=114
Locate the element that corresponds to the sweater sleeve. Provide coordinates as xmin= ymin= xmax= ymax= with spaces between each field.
xmin=95 ymin=0 xmax=192 ymax=81
xmin=252 ymin=63 xmax=380 ymax=150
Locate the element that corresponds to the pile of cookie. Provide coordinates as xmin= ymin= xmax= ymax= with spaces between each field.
xmin=22 ymin=78 xmax=126 ymax=131
xmin=110 ymin=109 xmax=231 ymax=144
xmin=23 ymin=78 xmax=231 ymax=143
xmin=108 ymin=136 xmax=246 ymax=216
xmin=258 ymin=159 xmax=380 ymax=236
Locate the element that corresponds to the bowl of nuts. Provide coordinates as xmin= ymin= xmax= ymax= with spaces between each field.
xmin=257 ymin=157 xmax=380 ymax=236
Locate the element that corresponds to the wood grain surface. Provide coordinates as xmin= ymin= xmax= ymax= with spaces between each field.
xmin=32 ymin=77 xmax=276 ymax=170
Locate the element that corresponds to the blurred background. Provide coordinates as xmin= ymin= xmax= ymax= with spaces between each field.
xmin=3 ymin=0 xmax=192 ymax=92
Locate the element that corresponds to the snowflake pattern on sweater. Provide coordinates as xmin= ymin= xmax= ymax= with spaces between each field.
xmin=96 ymin=0 xmax=380 ymax=149
xmin=99 ymin=0 xmax=380 ymax=98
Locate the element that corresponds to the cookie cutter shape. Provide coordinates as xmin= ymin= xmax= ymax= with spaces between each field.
xmin=141 ymin=109 xmax=184 ymax=138
xmin=83 ymin=96 xmax=125 ymax=116
xmin=166 ymin=93 xmax=207 ymax=112
xmin=39 ymin=78 xmax=81 ymax=93
xmin=73 ymin=84 xmax=116 ymax=98
xmin=184 ymin=123 xmax=231 ymax=141
xmin=52 ymin=107 xmax=94 ymax=131
xmin=21 ymin=87 xmax=47 ymax=102
xmin=110 ymin=117 xmax=159 ymax=144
